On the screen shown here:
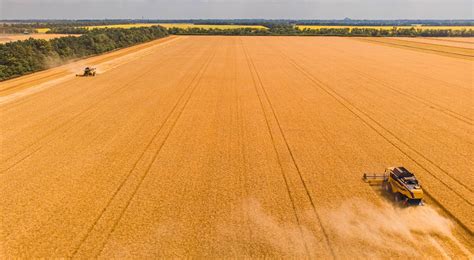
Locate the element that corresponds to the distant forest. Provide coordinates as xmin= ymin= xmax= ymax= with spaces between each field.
xmin=168 ymin=24 xmax=473 ymax=37
xmin=40 ymin=24 xmax=474 ymax=37
xmin=2 ymin=19 xmax=474 ymax=26
xmin=1 ymin=19 xmax=473 ymax=36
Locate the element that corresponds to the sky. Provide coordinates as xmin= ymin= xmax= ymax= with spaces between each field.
xmin=1 ymin=0 xmax=473 ymax=20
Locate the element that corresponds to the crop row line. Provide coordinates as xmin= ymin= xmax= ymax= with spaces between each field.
xmin=0 ymin=38 xmax=193 ymax=248
xmin=241 ymin=38 xmax=336 ymax=259
xmin=291 ymin=56 xmax=473 ymax=198
xmin=271 ymin=39 xmax=473 ymax=196
xmin=94 ymin=40 xmax=220 ymax=257
xmin=354 ymin=68 xmax=472 ymax=125
xmin=360 ymin=38 xmax=474 ymax=59
xmin=0 ymin=37 xmax=184 ymax=113
xmin=0 ymin=71 xmax=68 ymax=94
xmin=71 ymin=38 xmax=219 ymax=258
xmin=0 ymin=38 xmax=190 ymax=175
xmin=430 ymin=38 xmax=474 ymax=45
xmin=230 ymin=39 xmax=253 ymax=240
xmin=286 ymin=37 xmax=472 ymax=125
xmin=277 ymin=48 xmax=473 ymax=234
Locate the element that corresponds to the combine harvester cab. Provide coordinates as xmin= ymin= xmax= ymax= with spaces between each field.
xmin=363 ymin=166 xmax=424 ymax=206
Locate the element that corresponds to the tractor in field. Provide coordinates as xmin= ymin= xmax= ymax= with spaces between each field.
xmin=363 ymin=166 xmax=424 ymax=206
xmin=76 ymin=67 xmax=96 ymax=77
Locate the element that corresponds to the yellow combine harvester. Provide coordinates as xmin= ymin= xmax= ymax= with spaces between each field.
xmin=363 ymin=166 xmax=424 ymax=206
xmin=76 ymin=67 xmax=96 ymax=77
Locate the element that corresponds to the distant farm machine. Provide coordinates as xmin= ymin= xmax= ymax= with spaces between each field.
xmin=76 ymin=67 xmax=96 ymax=77
xmin=363 ymin=166 xmax=424 ymax=206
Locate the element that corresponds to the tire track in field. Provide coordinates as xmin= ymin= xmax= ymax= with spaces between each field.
xmin=295 ymin=42 xmax=472 ymax=125
xmin=286 ymin=55 xmax=474 ymax=197
xmin=0 ymin=41 xmax=197 ymax=243
xmin=430 ymin=38 xmax=474 ymax=45
xmin=231 ymin=38 xmax=253 ymax=246
xmin=1 ymin=39 xmax=188 ymax=157
xmin=275 ymin=49 xmax=474 ymax=234
xmin=350 ymin=67 xmax=472 ymax=125
xmin=0 ymin=39 xmax=192 ymax=174
xmin=0 ymin=71 xmax=68 ymax=94
xmin=0 ymin=39 xmax=198 ymax=246
xmin=0 ymin=70 xmax=65 ymax=87
xmin=231 ymin=39 xmax=254 ymax=252
xmin=240 ymin=39 xmax=310 ymax=257
xmin=279 ymin=38 xmax=472 ymax=125
xmin=224 ymin=40 xmax=254 ymax=251
xmin=265 ymin=39 xmax=473 ymax=184
xmin=269 ymin=44 xmax=474 ymax=250
xmin=265 ymin=40 xmax=375 ymax=196
xmin=264 ymin=41 xmax=472 ymax=250
xmin=0 ymin=37 xmax=184 ymax=111
xmin=358 ymin=38 xmax=474 ymax=60
xmin=344 ymin=55 xmax=472 ymax=125
xmin=0 ymin=75 xmax=140 ymax=173
xmin=71 ymin=39 xmax=219 ymax=259
xmin=339 ymin=38 xmax=472 ymax=93
xmin=0 ymin=40 xmax=205 ymax=249
xmin=0 ymin=110 xmax=109 ymax=244
xmin=429 ymin=233 xmax=473 ymax=258
xmin=386 ymin=38 xmax=474 ymax=51
xmin=91 ymin=40 xmax=219 ymax=257
xmin=241 ymin=38 xmax=335 ymax=259
xmin=395 ymin=38 xmax=474 ymax=50
xmin=0 ymin=76 xmax=83 ymax=111
xmin=269 ymin=41 xmax=473 ymax=196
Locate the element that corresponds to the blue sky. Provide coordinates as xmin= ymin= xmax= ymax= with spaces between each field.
xmin=1 ymin=0 xmax=472 ymax=20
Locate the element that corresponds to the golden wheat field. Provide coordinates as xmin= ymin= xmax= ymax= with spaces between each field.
xmin=36 ymin=28 xmax=51 ymax=33
xmin=297 ymin=25 xmax=474 ymax=31
xmin=0 ymin=33 xmax=78 ymax=44
xmin=0 ymin=36 xmax=472 ymax=258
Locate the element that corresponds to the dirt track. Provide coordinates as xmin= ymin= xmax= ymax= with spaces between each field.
xmin=0 ymin=36 xmax=472 ymax=258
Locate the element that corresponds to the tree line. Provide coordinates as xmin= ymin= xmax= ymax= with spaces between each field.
xmin=0 ymin=23 xmax=37 ymax=34
xmin=38 ymin=24 xmax=474 ymax=37
xmin=0 ymin=21 xmax=155 ymax=34
xmin=169 ymin=24 xmax=473 ymax=37
xmin=0 ymin=26 xmax=168 ymax=81
xmin=46 ymin=27 xmax=90 ymax=34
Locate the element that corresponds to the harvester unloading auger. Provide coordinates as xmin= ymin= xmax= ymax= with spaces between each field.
xmin=76 ymin=67 xmax=96 ymax=77
xmin=363 ymin=166 xmax=424 ymax=206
